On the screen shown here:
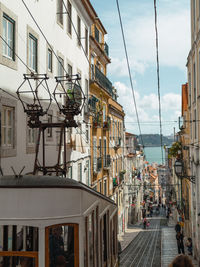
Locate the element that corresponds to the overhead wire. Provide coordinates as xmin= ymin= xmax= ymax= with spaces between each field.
xmin=116 ymin=0 xmax=145 ymax=150
xmin=154 ymin=0 xmax=164 ymax=165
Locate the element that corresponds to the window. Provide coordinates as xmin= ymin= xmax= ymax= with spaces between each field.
xmin=3 ymin=14 xmax=15 ymax=60
xmin=28 ymin=33 xmax=37 ymax=72
xmin=189 ymin=73 xmax=191 ymax=106
xmin=68 ymin=63 xmax=72 ymax=76
xmin=86 ymin=129 xmax=89 ymax=143
xmin=77 ymin=16 xmax=81 ymax=46
xmin=85 ymin=28 xmax=88 ymax=55
xmin=103 ymin=139 xmax=106 ymax=165
xmin=2 ymin=106 xmax=14 ymax=147
xmin=194 ymin=109 xmax=197 ymax=139
xmin=0 ymin=225 xmax=38 ymax=266
xmin=103 ymin=105 xmax=106 ymax=122
xmin=57 ymin=0 xmax=63 ymax=25
xmin=58 ymin=56 xmax=64 ymax=76
xmin=78 ymin=162 xmax=82 ymax=182
xmin=47 ymin=48 xmax=52 ymax=72
xmin=28 ymin=127 xmax=36 ymax=145
xmin=46 ymin=224 xmax=79 ymax=267
xmin=68 ymin=166 xmax=72 ymax=179
xmin=104 ymin=179 xmax=107 ymax=196
xmin=95 ymin=26 xmax=99 ymax=42
xmin=47 ymin=114 xmax=53 ymax=138
xmin=67 ymin=0 xmax=72 ymax=35
xmin=86 ymin=160 xmax=90 ymax=186
xmin=93 ymin=139 xmax=97 ymax=172
xmin=193 ymin=63 xmax=196 ymax=102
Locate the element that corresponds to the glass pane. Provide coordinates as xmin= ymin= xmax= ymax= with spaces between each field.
xmin=7 ymin=21 xmax=13 ymax=58
xmin=0 ymin=226 xmax=38 ymax=252
xmin=0 ymin=256 xmax=36 ymax=267
xmin=7 ymin=128 xmax=12 ymax=145
xmin=88 ymin=214 xmax=94 ymax=266
xmin=2 ymin=128 xmax=6 ymax=145
xmin=49 ymin=225 xmax=75 ymax=267
xmin=2 ymin=18 xmax=7 ymax=55
xmin=7 ymin=109 xmax=12 ymax=126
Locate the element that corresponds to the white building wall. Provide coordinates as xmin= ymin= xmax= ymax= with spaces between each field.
xmin=0 ymin=0 xmax=92 ymax=181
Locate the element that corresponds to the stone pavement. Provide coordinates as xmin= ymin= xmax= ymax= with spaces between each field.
xmin=119 ymin=216 xmax=199 ymax=266
xmin=118 ymin=221 xmax=142 ymax=251
xmin=161 ymin=219 xmax=198 ymax=267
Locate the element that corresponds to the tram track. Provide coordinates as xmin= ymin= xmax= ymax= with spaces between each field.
xmin=120 ymin=218 xmax=162 ymax=267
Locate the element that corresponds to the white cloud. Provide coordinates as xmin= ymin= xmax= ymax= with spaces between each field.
xmin=108 ymin=4 xmax=190 ymax=77
xmin=114 ymin=81 xmax=181 ymax=135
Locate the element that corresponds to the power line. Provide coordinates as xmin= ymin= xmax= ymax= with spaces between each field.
xmin=154 ymin=0 xmax=164 ymax=165
xmin=21 ymin=0 xmax=68 ymax=75
xmin=116 ymin=0 xmax=145 ymax=150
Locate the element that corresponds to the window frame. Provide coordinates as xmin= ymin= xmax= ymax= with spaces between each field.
xmin=77 ymin=15 xmax=81 ymax=47
xmin=57 ymin=0 xmax=64 ymax=27
xmin=67 ymin=0 xmax=72 ymax=35
xmin=1 ymin=96 xmax=17 ymax=158
xmin=2 ymin=13 xmax=15 ymax=60
xmin=45 ymin=223 xmax=79 ymax=267
xmin=0 ymin=4 xmax=18 ymax=70
xmin=27 ymin=26 xmax=39 ymax=73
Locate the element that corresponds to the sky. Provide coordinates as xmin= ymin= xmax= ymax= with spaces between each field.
xmin=90 ymin=0 xmax=191 ymax=136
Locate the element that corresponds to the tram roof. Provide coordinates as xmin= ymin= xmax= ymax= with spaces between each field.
xmin=0 ymin=175 xmax=116 ymax=205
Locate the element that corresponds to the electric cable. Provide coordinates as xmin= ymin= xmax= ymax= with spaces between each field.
xmin=154 ymin=0 xmax=164 ymax=165
xmin=116 ymin=0 xmax=145 ymax=150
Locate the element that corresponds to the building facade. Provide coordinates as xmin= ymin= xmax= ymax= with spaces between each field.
xmin=0 ymin=0 xmax=93 ymax=184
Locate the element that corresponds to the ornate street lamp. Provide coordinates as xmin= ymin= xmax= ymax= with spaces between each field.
xmin=174 ymin=159 xmax=195 ymax=184
xmin=16 ymin=74 xmax=52 ymax=127
xmin=53 ymin=74 xmax=85 ymax=127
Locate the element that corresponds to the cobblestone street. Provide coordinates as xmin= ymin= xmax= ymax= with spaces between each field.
xmin=119 ymin=211 xmax=198 ymax=267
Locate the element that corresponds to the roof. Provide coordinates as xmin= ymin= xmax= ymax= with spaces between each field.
xmin=0 ymin=175 xmax=116 ymax=205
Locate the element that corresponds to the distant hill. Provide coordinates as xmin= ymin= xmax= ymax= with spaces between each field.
xmin=138 ymin=134 xmax=173 ymax=147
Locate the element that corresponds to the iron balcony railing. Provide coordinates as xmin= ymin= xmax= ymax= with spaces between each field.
xmin=94 ymin=66 xmax=113 ymax=95
xmin=103 ymin=155 xmax=111 ymax=168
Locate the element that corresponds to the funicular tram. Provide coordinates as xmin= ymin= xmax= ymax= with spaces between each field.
xmin=0 ymin=175 xmax=118 ymax=267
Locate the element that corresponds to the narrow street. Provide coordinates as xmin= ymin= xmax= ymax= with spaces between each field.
xmin=120 ymin=217 xmax=163 ymax=267
xmin=119 ymin=208 xmax=198 ymax=267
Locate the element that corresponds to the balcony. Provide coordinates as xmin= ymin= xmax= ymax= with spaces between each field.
xmin=103 ymin=116 xmax=111 ymax=130
xmin=114 ymin=137 xmax=121 ymax=150
xmin=97 ymin=157 xmax=102 ymax=172
xmin=103 ymin=155 xmax=111 ymax=169
xmin=94 ymin=66 xmax=113 ymax=95
xmin=93 ymin=115 xmax=101 ymax=128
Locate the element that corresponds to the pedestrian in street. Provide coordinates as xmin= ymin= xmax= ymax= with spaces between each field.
xmin=143 ymin=217 xmax=147 ymax=229
xmin=169 ymin=254 xmax=194 ymax=267
xmin=186 ymin=237 xmax=193 ymax=256
xmin=175 ymin=222 xmax=181 ymax=233
xmin=176 ymin=231 xmax=185 ymax=254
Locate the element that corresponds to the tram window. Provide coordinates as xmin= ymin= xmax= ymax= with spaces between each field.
xmin=0 ymin=256 xmax=36 ymax=266
xmin=0 ymin=225 xmax=38 ymax=252
xmin=88 ymin=213 xmax=94 ymax=266
xmin=47 ymin=224 xmax=78 ymax=267
xmin=103 ymin=214 xmax=107 ymax=263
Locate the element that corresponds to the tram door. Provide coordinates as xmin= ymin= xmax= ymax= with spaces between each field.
xmin=45 ymin=224 xmax=79 ymax=267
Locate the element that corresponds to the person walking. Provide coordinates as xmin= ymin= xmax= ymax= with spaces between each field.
xmin=143 ymin=217 xmax=147 ymax=229
xmin=186 ymin=237 xmax=193 ymax=256
xmin=176 ymin=231 xmax=185 ymax=254
xmin=169 ymin=254 xmax=194 ymax=267
xmin=175 ymin=222 xmax=181 ymax=233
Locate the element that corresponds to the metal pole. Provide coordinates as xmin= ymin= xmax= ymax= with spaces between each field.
xmin=42 ymin=128 xmax=45 ymax=175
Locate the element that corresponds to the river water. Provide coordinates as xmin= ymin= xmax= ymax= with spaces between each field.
xmin=144 ymin=146 xmax=165 ymax=165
